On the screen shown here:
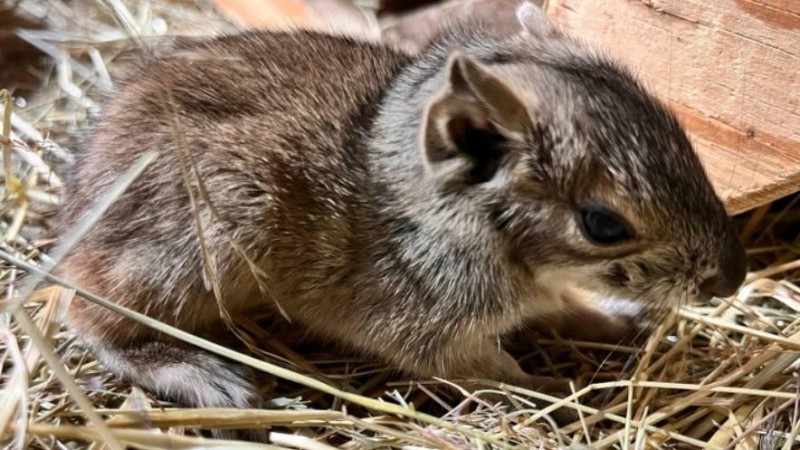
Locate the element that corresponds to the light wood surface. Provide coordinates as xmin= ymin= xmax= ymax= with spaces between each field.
xmin=547 ymin=0 xmax=800 ymax=214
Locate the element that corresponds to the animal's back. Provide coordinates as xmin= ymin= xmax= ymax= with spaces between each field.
xmin=59 ymin=30 xmax=410 ymax=339
xmin=62 ymin=30 xmax=408 ymax=222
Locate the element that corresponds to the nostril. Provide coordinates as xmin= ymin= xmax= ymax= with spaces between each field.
xmin=699 ymin=274 xmax=736 ymax=299
xmin=699 ymin=233 xmax=749 ymax=300
xmin=720 ymin=234 xmax=748 ymax=294
xmin=699 ymin=263 xmax=747 ymax=299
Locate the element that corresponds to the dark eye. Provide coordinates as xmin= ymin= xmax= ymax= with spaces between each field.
xmin=578 ymin=205 xmax=632 ymax=245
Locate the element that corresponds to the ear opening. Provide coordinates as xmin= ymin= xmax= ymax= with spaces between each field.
xmin=421 ymin=52 xmax=531 ymax=186
xmin=444 ymin=114 xmax=509 ymax=184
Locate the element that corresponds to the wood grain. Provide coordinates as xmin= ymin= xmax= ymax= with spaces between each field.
xmin=210 ymin=0 xmax=315 ymax=28
xmin=547 ymin=0 xmax=800 ymax=213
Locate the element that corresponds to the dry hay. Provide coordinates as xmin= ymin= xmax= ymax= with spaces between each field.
xmin=1 ymin=1 xmax=799 ymax=449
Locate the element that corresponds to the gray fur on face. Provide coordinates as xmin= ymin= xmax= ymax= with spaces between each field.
xmin=372 ymin=15 xmax=744 ymax=311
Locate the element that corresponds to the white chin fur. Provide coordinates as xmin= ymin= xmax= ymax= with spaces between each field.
xmin=593 ymin=296 xmax=644 ymax=317
xmin=534 ymin=267 xmax=643 ymax=317
xmin=561 ymin=285 xmax=643 ymax=317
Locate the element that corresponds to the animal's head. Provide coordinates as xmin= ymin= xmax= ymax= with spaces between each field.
xmin=417 ymin=3 xmax=747 ymax=312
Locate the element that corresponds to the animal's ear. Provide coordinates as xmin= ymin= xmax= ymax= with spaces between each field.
xmin=516 ymin=1 xmax=557 ymax=37
xmin=422 ymin=52 xmax=531 ymax=185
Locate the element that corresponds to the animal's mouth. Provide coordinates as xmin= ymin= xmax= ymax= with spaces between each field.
xmin=534 ymin=268 xmax=648 ymax=319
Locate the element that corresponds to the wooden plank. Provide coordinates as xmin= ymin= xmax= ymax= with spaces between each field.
xmin=209 ymin=0 xmax=315 ymax=28
xmin=546 ymin=0 xmax=800 ymax=214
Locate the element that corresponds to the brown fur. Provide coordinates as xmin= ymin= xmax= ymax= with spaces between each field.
xmin=58 ymin=4 xmax=747 ymax=439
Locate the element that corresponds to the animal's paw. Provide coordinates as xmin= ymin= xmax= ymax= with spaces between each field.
xmin=547 ymin=296 xmax=651 ymax=345
xmin=167 ymin=355 xmax=268 ymax=441
xmin=122 ymin=343 xmax=269 ymax=441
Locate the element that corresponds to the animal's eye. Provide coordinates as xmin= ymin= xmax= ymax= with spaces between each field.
xmin=578 ymin=205 xmax=632 ymax=245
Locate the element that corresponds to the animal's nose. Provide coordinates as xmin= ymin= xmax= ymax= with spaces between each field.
xmin=699 ymin=234 xmax=748 ymax=299
xmin=699 ymin=272 xmax=741 ymax=298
